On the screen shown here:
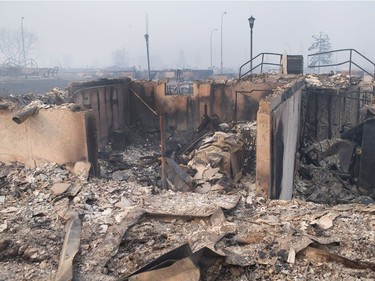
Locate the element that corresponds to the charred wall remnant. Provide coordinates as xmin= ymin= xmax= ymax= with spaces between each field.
xmin=70 ymin=75 xmax=283 ymax=149
xmin=359 ymin=118 xmax=375 ymax=197
xmin=296 ymin=74 xmax=375 ymax=203
xmin=256 ymin=78 xmax=304 ymax=199
xmin=256 ymin=74 xmax=375 ymax=201
xmin=301 ymin=75 xmax=374 ymax=144
xmin=0 ymin=103 xmax=97 ymax=173
xmin=68 ymin=75 xmax=307 ymax=195
xmin=154 ymin=78 xmax=278 ymax=133
xmin=70 ymin=79 xmax=131 ymax=148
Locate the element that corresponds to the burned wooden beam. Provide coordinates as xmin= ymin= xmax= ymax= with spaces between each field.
xmin=12 ymin=106 xmax=39 ymax=124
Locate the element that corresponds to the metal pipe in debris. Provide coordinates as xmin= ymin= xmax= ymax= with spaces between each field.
xmin=12 ymin=106 xmax=39 ymax=124
xmin=0 ymin=104 xmax=10 ymax=110
xmin=160 ymin=114 xmax=166 ymax=189
xmin=129 ymin=87 xmax=158 ymax=116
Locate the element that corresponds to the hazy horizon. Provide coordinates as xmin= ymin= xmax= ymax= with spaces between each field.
xmin=1 ymin=1 xmax=374 ymax=73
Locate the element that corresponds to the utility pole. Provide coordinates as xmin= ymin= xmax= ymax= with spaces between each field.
xmin=210 ymin=28 xmax=217 ymax=69
xmin=144 ymin=14 xmax=151 ymax=81
xmin=220 ymin=11 xmax=227 ymax=74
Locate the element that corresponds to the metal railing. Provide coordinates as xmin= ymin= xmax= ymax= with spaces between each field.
xmin=308 ymin=48 xmax=375 ymax=78
xmin=239 ymin=52 xmax=283 ymax=79
xmin=2 ymin=57 xmax=39 ymax=68
xmin=1 ymin=57 xmax=22 ymax=68
xmin=23 ymin=58 xmax=38 ymax=69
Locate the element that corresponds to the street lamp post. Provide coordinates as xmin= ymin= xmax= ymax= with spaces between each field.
xmin=220 ymin=11 xmax=227 ymax=74
xmin=248 ymin=15 xmax=255 ymax=75
xmin=210 ymin=28 xmax=217 ymax=69
xmin=144 ymin=15 xmax=151 ymax=81
xmin=144 ymin=33 xmax=151 ymax=81
xmin=21 ymin=17 xmax=26 ymax=66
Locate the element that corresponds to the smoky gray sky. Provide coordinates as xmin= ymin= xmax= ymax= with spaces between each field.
xmin=0 ymin=0 xmax=374 ymax=72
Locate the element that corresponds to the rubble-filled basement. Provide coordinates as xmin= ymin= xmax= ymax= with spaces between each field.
xmin=0 ymin=72 xmax=374 ymax=281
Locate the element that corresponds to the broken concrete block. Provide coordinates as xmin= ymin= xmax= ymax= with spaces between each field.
xmin=144 ymin=192 xmax=241 ymax=217
xmin=73 ymin=161 xmax=91 ymax=179
xmin=112 ymin=170 xmax=128 ymax=181
xmin=115 ymin=197 xmax=133 ymax=209
xmin=0 ymin=221 xmax=7 ymax=233
xmin=50 ymin=183 xmax=71 ymax=195
xmin=99 ymin=224 xmax=108 ymax=234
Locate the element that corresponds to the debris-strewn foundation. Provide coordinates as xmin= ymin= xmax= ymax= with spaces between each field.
xmin=1 ymin=73 xmax=374 ymax=281
xmin=1 ymin=157 xmax=374 ymax=281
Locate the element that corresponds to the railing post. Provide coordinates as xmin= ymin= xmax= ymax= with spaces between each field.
xmin=349 ymin=49 xmax=352 ymax=77
xmin=261 ymin=54 xmax=264 ymax=73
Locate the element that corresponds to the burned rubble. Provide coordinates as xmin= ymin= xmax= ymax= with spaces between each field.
xmin=0 ymin=73 xmax=375 ymax=281
xmin=295 ymin=73 xmax=375 ymax=205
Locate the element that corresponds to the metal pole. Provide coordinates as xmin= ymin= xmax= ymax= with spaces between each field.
xmin=21 ymin=17 xmax=25 ymax=66
xmin=349 ymin=49 xmax=352 ymax=77
xmin=220 ymin=12 xmax=227 ymax=74
xmin=144 ymin=34 xmax=151 ymax=81
xmin=248 ymin=15 xmax=255 ymax=75
xmin=250 ymin=28 xmax=253 ymax=75
xmin=160 ymin=115 xmax=166 ymax=189
xmin=210 ymin=28 xmax=217 ymax=69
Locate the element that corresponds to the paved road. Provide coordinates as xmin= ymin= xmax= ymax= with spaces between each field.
xmin=0 ymin=77 xmax=71 ymax=97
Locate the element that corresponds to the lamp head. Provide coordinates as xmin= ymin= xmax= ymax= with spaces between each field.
xmin=248 ymin=15 xmax=255 ymax=29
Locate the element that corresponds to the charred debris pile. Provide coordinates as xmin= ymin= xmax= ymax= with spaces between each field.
xmin=99 ymin=113 xmax=257 ymax=194
xmin=295 ymin=74 xmax=375 ymax=205
xmin=0 ymin=75 xmax=375 ymax=281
